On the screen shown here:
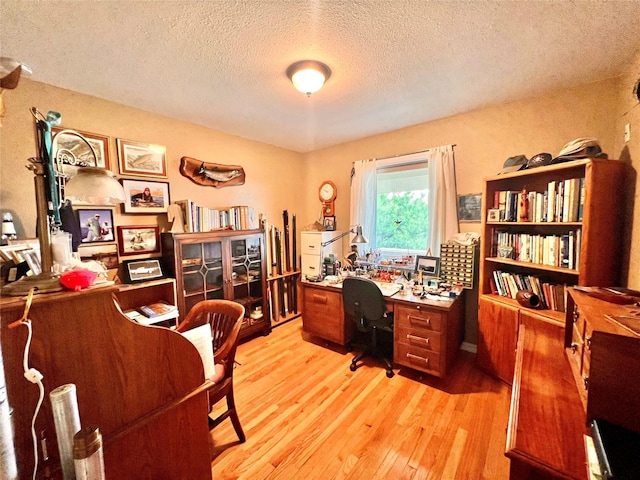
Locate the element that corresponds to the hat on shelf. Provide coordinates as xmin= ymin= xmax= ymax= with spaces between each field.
xmin=498 ymin=155 xmax=528 ymax=175
xmin=526 ymin=152 xmax=553 ymax=169
xmin=551 ymin=138 xmax=608 ymax=164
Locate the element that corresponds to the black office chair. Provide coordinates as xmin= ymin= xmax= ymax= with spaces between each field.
xmin=342 ymin=276 xmax=395 ymax=378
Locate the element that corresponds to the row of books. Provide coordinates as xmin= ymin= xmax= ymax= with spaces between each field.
xmin=494 ymin=229 xmax=582 ymax=269
xmin=493 ymin=177 xmax=585 ymax=223
xmin=490 ymin=269 xmax=568 ymax=312
xmin=173 ymin=199 xmax=258 ymax=232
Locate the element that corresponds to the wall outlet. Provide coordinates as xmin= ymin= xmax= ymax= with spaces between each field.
xmin=624 ymin=123 xmax=631 ymax=143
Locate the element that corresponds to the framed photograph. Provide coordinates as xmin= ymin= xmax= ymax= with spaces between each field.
xmin=122 ymin=258 xmax=163 ymax=283
xmin=76 ymin=208 xmax=115 ymax=244
xmin=117 ymin=138 xmax=167 ymax=178
xmin=52 ymin=128 xmax=110 ymax=169
xmin=117 ymin=225 xmax=160 ymax=256
xmin=323 ymin=216 xmax=336 ymax=231
xmin=487 ymin=208 xmax=501 ymax=222
xmin=415 ymin=255 xmax=440 ymax=277
xmin=121 ymin=179 xmax=170 ymax=213
xmin=458 ymin=193 xmax=482 ymax=223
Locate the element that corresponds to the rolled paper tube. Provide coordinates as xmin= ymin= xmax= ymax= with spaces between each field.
xmin=516 ymin=290 xmax=542 ymax=309
xmin=50 ymin=384 xmax=81 ymax=480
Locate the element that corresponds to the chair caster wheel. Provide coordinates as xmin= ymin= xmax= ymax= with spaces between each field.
xmin=350 ymin=363 xmax=357 ymax=372
xmin=386 ymin=370 xmax=394 ymax=378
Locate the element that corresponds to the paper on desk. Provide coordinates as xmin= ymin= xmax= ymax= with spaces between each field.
xmin=181 ymin=324 xmax=215 ymax=380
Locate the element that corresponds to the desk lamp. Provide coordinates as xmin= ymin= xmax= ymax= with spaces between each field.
xmin=2 ymin=117 xmax=125 ymax=296
xmin=321 ymin=225 xmax=368 ymax=248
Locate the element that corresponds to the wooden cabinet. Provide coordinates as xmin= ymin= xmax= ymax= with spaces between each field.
xmin=300 ymin=283 xmax=352 ymax=345
xmin=162 ymin=229 xmax=270 ymax=340
xmin=115 ymin=277 xmax=179 ymax=327
xmin=393 ymin=295 xmax=463 ymax=377
xmin=300 ymin=231 xmax=344 ymax=279
xmin=564 ymin=288 xmax=640 ymax=434
xmin=477 ymin=159 xmax=625 ymax=382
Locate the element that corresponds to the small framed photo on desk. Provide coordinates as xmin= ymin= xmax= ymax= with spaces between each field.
xmin=122 ymin=258 xmax=164 ymax=283
xmin=323 ymin=216 xmax=336 ymax=231
xmin=415 ymin=255 xmax=440 ymax=277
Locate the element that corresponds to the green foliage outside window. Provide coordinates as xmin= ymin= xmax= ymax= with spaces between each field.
xmin=376 ymin=191 xmax=429 ymax=250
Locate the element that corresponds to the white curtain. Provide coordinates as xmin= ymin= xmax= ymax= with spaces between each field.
xmin=349 ymin=159 xmax=377 ymax=249
xmin=426 ymin=145 xmax=459 ymax=254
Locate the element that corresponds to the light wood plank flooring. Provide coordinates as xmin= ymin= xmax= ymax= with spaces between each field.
xmin=209 ymin=318 xmax=511 ymax=479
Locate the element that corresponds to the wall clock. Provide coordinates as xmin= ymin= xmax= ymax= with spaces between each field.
xmin=319 ymin=180 xmax=336 ymax=216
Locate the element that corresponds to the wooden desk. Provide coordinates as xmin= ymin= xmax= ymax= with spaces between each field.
xmin=1 ymin=285 xmax=211 ymax=480
xmin=300 ymin=280 xmax=464 ymax=378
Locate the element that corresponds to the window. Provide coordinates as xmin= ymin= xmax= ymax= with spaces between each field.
xmin=375 ymin=159 xmax=429 ymax=258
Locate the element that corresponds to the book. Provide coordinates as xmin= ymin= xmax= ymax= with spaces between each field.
xmin=125 ymin=301 xmax=179 ymax=326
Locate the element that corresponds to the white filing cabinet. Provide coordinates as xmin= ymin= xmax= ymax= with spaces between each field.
xmin=301 ymin=231 xmax=345 ymax=279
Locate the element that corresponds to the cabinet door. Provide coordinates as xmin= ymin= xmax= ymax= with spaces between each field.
xmin=181 ymin=239 xmax=225 ymax=313
xmin=477 ymin=296 xmax=519 ymax=384
xmin=229 ymin=236 xmax=266 ymax=321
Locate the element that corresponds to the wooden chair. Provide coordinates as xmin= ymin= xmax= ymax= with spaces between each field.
xmin=176 ymin=299 xmax=246 ymax=442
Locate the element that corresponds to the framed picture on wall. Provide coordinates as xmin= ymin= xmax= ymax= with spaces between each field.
xmin=458 ymin=193 xmax=482 ymax=223
xmin=52 ymin=128 xmax=110 ymax=169
xmin=117 ymin=138 xmax=167 ymax=178
xmin=121 ymin=179 xmax=170 ymax=213
xmin=117 ymin=225 xmax=161 ymax=256
xmin=76 ymin=208 xmax=115 ymax=244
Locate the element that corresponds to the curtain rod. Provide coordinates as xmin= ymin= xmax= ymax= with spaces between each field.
xmin=352 ymin=144 xmax=457 ymax=164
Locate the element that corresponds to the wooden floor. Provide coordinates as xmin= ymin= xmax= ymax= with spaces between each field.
xmin=208 ymin=318 xmax=512 ymax=480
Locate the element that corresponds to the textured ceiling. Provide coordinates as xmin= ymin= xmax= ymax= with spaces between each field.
xmin=2 ymin=1 xmax=640 ymax=153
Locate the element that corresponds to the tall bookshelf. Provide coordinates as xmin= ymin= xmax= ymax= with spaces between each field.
xmin=477 ymin=158 xmax=625 ymax=383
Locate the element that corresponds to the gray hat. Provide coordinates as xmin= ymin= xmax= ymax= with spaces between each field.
xmin=551 ymin=138 xmax=607 ymax=164
xmin=526 ymin=152 xmax=553 ymax=169
xmin=498 ymin=155 xmax=528 ymax=175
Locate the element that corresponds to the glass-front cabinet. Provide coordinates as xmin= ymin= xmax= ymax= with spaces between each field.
xmin=161 ymin=230 xmax=270 ymax=340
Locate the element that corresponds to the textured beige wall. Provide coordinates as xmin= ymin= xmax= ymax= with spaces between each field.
xmin=0 ymin=79 xmax=303 ymax=240
xmin=615 ymin=50 xmax=640 ymax=290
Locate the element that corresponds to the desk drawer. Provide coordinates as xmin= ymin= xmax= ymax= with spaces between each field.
xmin=395 ymin=323 xmax=442 ymax=352
xmin=395 ymin=305 xmax=443 ymax=333
xmin=395 ymin=342 xmax=441 ymax=374
xmin=302 ymin=288 xmax=346 ymax=345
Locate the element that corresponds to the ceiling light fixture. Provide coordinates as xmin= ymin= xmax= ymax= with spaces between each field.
xmin=286 ymin=60 xmax=331 ymax=97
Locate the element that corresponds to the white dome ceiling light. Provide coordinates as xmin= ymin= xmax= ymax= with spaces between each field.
xmin=286 ymin=60 xmax=331 ymax=97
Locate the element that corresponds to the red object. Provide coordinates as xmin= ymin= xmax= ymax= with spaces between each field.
xmin=60 ymin=269 xmax=98 ymax=291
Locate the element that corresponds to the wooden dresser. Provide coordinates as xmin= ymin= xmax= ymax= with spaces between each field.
xmin=564 ymin=288 xmax=640 ymax=434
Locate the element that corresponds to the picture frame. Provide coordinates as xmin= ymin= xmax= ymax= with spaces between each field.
xmin=415 ymin=255 xmax=440 ymax=277
xmin=323 ymin=215 xmax=336 ymax=231
xmin=122 ymin=258 xmax=163 ymax=283
xmin=117 ymin=225 xmax=160 ymax=256
xmin=487 ymin=208 xmax=501 ymax=222
xmin=117 ymin=138 xmax=167 ymax=178
xmin=458 ymin=193 xmax=482 ymax=223
xmin=76 ymin=208 xmax=115 ymax=244
xmin=52 ymin=128 xmax=110 ymax=169
xmin=121 ymin=179 xmax=170 ymax=213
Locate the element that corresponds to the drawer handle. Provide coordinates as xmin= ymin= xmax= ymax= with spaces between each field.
xmin=409 ymin=315 xmax=431 ymax=326
xmin=406 ymin=353 xmax=429 ymax=364
xmin=583 ymin=376 xmax=589 ymax=390
xmin=308 ymin=245 xmax=316 ymax=249
xmin=570 ymin=343 xmax=578 ymax=354
xmin=312 ymin=294 xmax=327 ymax=304
xmin=407 ymin=334 xmax=429 ymax=345
xmin=586 ymin=335 xmax=591 ymax=349
xmin=573 ymin=307 xmax=580 ymax=323
xmin=308 ymin=266 xmax=317 ymax=271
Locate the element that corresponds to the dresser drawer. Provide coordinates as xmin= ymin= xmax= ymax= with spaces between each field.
xmin=395 ymin=342 xmax=441 ymax=374
xmin=395 ymin=322 xmax=442 ymax=352
xmin=395 ymin=305 xmax=442 ymax=333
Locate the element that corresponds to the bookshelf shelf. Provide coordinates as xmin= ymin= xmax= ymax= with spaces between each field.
xmin=477 ymin=158 xmax=626 ymax=384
